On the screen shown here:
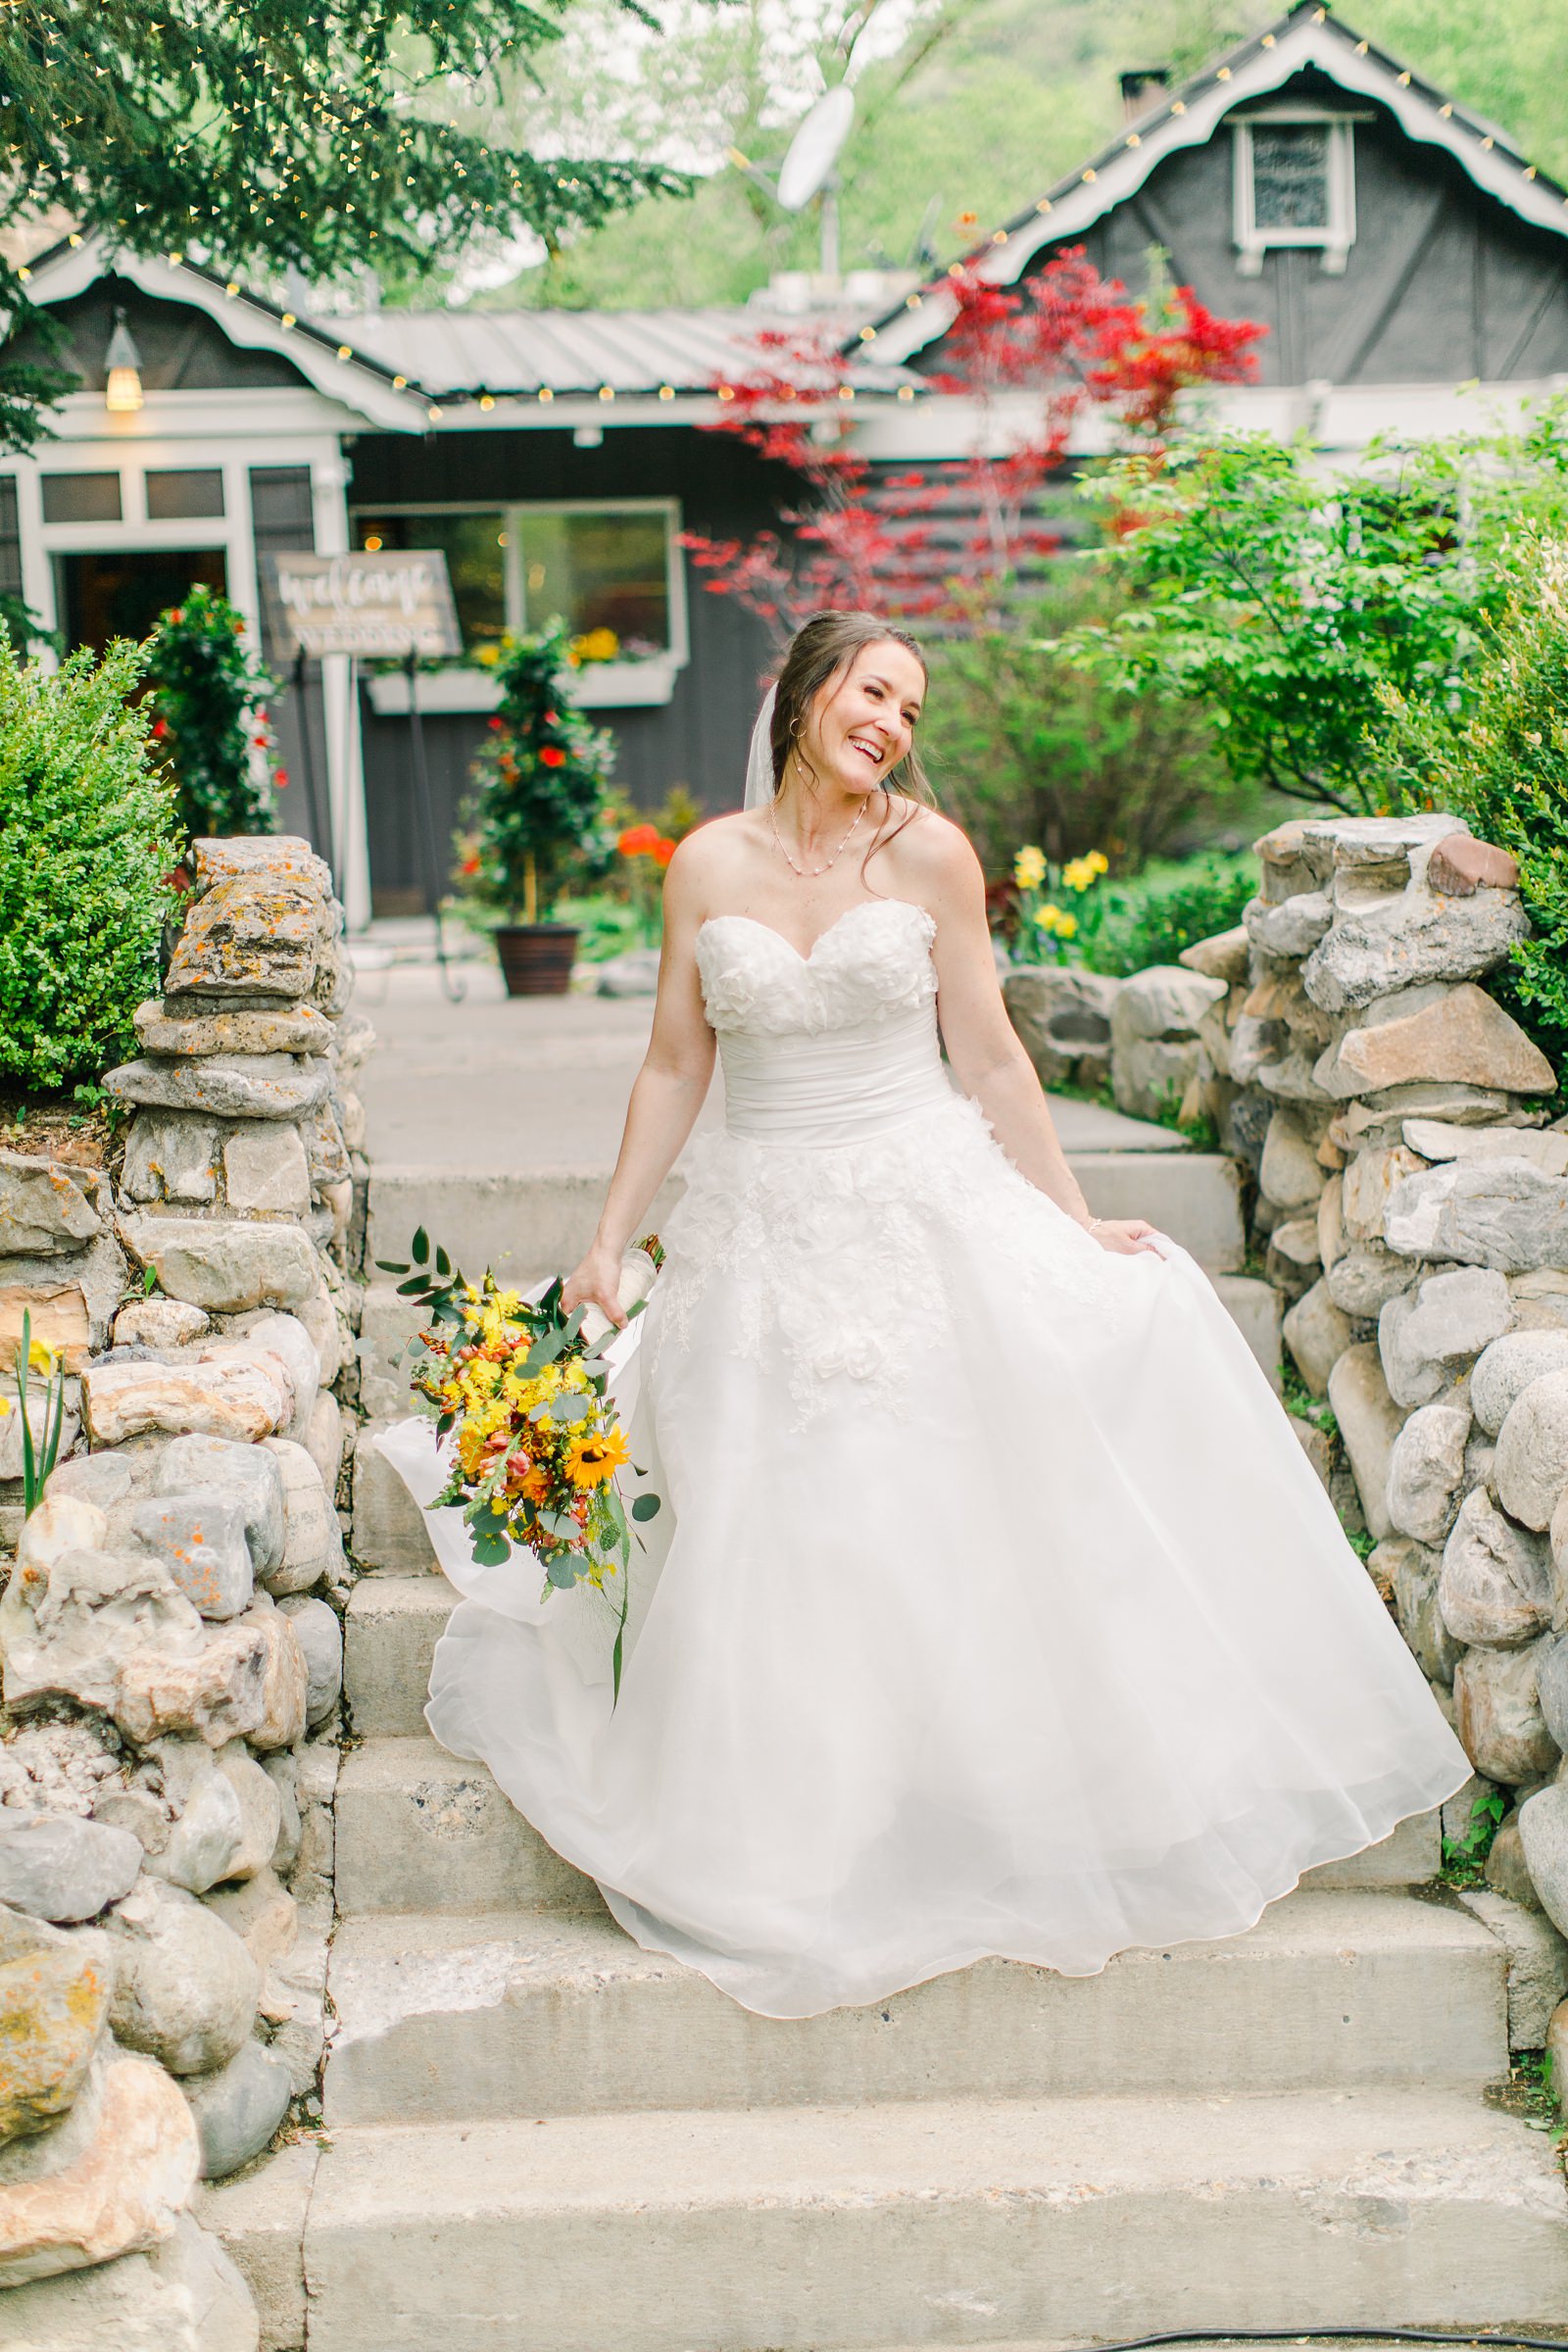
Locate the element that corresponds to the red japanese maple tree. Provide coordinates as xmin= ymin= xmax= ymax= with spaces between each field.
xmin=681 ymin=248 xmax=1263 ymax=646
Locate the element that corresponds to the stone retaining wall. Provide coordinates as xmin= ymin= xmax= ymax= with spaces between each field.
xmin=0 ymin=836 xmax=371 ymax=2347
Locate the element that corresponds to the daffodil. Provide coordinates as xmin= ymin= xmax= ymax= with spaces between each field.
xmin=1062 ymin=857 xmax=1100 ymax=893
xmin=1087 ymin=850 xmax=1109 ymax=874
xmin=1013 ymin=845 xmax=1047 ymax=890
xmin=26 ymin=1339 xmax=56 ymax=1377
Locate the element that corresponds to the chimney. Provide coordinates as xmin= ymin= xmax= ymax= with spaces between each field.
xmin=1119 ymin=68 xmax=1170 ymax=122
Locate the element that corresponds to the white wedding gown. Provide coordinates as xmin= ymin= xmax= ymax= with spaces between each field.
xmin=379 ymin=895 xmax=1470 ymax=2019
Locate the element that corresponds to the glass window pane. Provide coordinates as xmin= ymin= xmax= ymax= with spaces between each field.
xmin=518 ymin=510 xmax=669 ymax=655
xmin=351 ymin=511 xmax=506 ymax=657
xmin=1251 ymin=126 xmax=1330 ymax=231
xmin=145 ymin=467 xmax=225 ymax=520
xmin=41 ymin=472 xmax=122 ymax=524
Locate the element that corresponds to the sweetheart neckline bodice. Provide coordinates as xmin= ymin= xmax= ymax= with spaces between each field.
xmin=696 ymin=896 xmax=934 ymax=966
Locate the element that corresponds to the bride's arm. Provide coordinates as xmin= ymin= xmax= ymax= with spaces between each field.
xmin=562 ymin=847 xmax=717 ymax=1326
xmin=911 ymin=817 xmax=1160 ymax=1256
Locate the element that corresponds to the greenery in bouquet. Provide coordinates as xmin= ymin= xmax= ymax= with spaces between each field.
xmin=464 ymin=621 xmax=616 ymax=924
xmin=377 ymin=1227 xmax=663 ymax=1698
xmin=0 ymin=636 xmax=177 ymax=1092
xmin=143 ymin=586 xmax=283 ymax=844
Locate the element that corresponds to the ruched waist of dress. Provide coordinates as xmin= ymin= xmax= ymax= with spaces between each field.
xmin=717 ymin=1007 xmax=954 ymax=1145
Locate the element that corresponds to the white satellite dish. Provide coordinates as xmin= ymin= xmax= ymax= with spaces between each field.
xmin=777 ymin=86 xmax=856 ymax=214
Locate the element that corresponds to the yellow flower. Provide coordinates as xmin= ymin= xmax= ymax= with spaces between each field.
xmin=1054 ymin=910 xmax=1078 ymax=938
xmin=26 ymin=1339 xmax=56 ymax=1377
xmin=568 ymin=626 xmax=619 ymax=664
xmin=564 ymin=1426 xmax=629 ymax=1490
xmin=1013 ymin=845 xmax=1047 ymax=890
xmin=1061 ymin=857 xmax=1101 ymax=893
xmin=473 ymin=644 xmax=502 ymax=667
xmin=1087 ymin=850 xmax=1108 ymax=874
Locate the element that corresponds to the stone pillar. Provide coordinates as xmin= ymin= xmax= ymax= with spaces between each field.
xmin=0 ymin=835 xmax=371 ymax=2342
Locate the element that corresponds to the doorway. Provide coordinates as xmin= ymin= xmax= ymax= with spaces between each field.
xmin=57 ymin=547 xmax=227 ymax=654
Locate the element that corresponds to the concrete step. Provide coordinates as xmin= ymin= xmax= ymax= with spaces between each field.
xmin=365 ymin=1149 xmax=1245 ymax=1290
xmin=335 ymin=1733 xmax=1443 ymax=1923
xmin=322 ymin=1890 xmax=1505 ymax=2129
xmin=301 ymin=2087 xmax=1568 ymax=2352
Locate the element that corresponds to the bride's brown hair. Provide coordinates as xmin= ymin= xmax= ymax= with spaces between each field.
xmin=765 ymin=611 xmax=936 ymax=809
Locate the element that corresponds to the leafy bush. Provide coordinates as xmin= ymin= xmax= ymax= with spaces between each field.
xmin=1384 ymin=537 xmax=1568 ymax=1094
xmin=143 ymin=585 xmax=281 ymax=842
xmin=1074 ymin=853 xmax=1258 ymax=978
xmin=464 ymin=622 xmax=616 ymax=922
xmin=921 ymin=561 xmax=1248 ymax=873
xmin=0 ymin=638 xmax=177 ymax=1091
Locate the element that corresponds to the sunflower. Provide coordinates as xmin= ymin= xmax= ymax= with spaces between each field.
xmin=564 ymin=1426 xmax=629 ymax=1490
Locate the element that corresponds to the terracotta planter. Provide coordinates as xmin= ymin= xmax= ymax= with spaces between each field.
xmin=495 ymin=923 xmax=579 ymax=997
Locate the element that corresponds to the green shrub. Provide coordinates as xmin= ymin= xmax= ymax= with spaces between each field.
xmin=142 ymin=584 xmax=280 ymax=842
xmin=1075 ymin=853 xmax=1258 ymax=978
xmin=1383 ymin=537 xmax=1568 ymax=1096
xmin=463 ymin=621 xmax=616 ymax=922
xmin=0 ymin=638 xmax=177 ymax=1092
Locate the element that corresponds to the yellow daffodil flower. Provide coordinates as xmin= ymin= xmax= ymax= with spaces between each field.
xmin=1013 ymin=845 xmax=1047 ymax=890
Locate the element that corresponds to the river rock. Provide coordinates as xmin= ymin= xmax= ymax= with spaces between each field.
xmin=1440 ymin=1489 xmax=1554 ymax=1647
xmin=158 ymin=1436 xmax=286 ymax=1578
xmin=220 ymin=1123 xmax=311 ymax=1217
xmin=0 ymin=1232 xmax=127 ymax=1357
xmin=303 ymin=1390 xmax=344 ymax=1497
xmin=1454 ymin=1639 xmax=1560 ymax=1784
xmin=143 ymin=1750 xmax=244 ymax=1896
xmin=114 ymin=1609 xmax=308 ymax=1752
xmin=1385 ymin=1404 xmax=1470 ymax=1547
xmin=1428 ymin=832 xmax=1520 ymax=894
xmin=0 ymin=1719 xmax=124 ymax=1826
xmin=0 ymin=1153 xmax=101 ymax=1258
xmin=129 ymin=1494 xmax=255 ymax=1621
xmin=291 ymin=1291 xmax=341 ymax=1388
xmin=261 ymin=1755 xmax=302 ymax=1876
xmin=221 ymin=1311 xmax=318 ymax=1441
xmin=135 ymin=995 xmax=333 ymax=1057
xmin=117 ymin=1216 xmax=320 ymax=1313
xmin=277 ymin=1596 xmax=342 ymax=1728
xmin=1 ymin=1534 xmax=207 ymax=1723
xmin=121 ymin=1112 xmax=220 ymax=1207
xmin=1538 ymin=1636 xmax=1568 ymax=1755
xmin=1258 ymin=1111 xmax=1325 ymax=1211
xmin=0 ymin=1909 xmax=112 ymax=2143
xmin=258 ymin=1439 xmax=342 ymax=1595
xmin=1378 ymin=1267 xmax=1512 ymax=1409
xmin=1494 ymin=1368 xmax=1568 ymax=1531
xmin=106 ymin=1879 xmax=258 ymax=2076
xmin=0 ymin=1814 xmax=142 ymax=1927
xmin=1472 ymin=1329 xmax=1568 ymax=1437
xmin=0 ymin=2047 xmax=200 ymax=2286
xmin=204 ymin=1867 xmax=297 ymax=1975
xmin=1404 ymin=1119 xmax=1568 ymax=1176
xmin=1314 ymin=983 xmax=1554 ymax=1099
xmin=1520 ymin=1785 xmax=1568 ymax=1939
xmin=1111 ymin=964 xmax=1226 ymax=1042
xmin=163 ymin=876 xmax=323 ymax=1000
xmin=1340 ymin=1146 xmax=1427 ymax=1242
xmin=0 ymin=2209 xmax=260 ymax=2350
xmin=1384 ymin=1160 xmax=1568 ymax=1273
xmin=1326 ymin=1343 xmax=1404 ymax=1539
xmin=1246 ymin=890 xmax=1332 ymax=958
xmin=1325 ymin=1243 xmax=1418 ymax=1318
xmin=1302 ymin=892 xmax=1530 ymax=1014
xmin=81 ymin=1357 xmax=287 ymax=1449
xmin=182 ymin=2039 xmax=291 ymax=2181
xmin=1383 ymin=1537 xmax=1462 ymax=1684
xmin=1282 ymin=1278 xmax=1353 ymax=1396
xmin=112 ymin=1299 xmax=210 ymax=1350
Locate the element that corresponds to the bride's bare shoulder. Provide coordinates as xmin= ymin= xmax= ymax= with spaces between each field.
xmin=884 ymin=802 xmax=983 ymax=889
xmin=663 ymin=809 xmax=763 ymax=906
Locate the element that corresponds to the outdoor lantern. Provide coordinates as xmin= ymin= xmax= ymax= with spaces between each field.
xmin=104 ymin=310 xmax=144 ymax=414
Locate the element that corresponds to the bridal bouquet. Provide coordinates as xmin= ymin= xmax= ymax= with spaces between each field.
xmin=376 ymin=1227 xmax=662 ymax=1694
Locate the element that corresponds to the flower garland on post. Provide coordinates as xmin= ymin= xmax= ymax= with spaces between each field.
xmin=142 ymin=585 xmax=283 ymax=844
xmin=467 ymin=622 xmax=616 ymax=925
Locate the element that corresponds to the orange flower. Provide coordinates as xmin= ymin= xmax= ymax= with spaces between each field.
xmin=520 ymin=1466 xmax=550 ymax=1502
xmin=651 ymin=835 xmax=677 ymax=867
xmin=617 ymin=823 xmax=660 ymax=858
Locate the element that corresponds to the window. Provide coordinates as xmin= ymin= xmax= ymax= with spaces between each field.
xmin=145 ymin=468 xmax=225 ymax=520
xmin=1233 ymin=113 xmax=1357 ymax=276
xmin=348 ymin=499 xmax=685 ymax=695
xmin=41 ymin=471 xmax=122 ymax=524
xmin=352 ymin=509 xmax=507 ymax=658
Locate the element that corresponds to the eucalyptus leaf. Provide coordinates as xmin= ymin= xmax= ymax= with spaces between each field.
xmin=631 ymin=1494 xmax=662 ymax=1522
xmin=546 ymin=1554 xmax=579 ymax=1591
xmin=471 ymin=1534 xmax=512 ymax=1567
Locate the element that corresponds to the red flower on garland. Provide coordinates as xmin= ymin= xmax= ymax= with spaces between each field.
xmin=539 ymin=745 xmax=566 ymax=767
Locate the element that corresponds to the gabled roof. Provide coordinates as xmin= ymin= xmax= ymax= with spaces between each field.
xmin=19 ymin=233 xmax=431 ymax=432
xmin=334 ymin=303 xmax=917 ymax=403
xmin=854 ymin=0 xmax=1568 ymax=370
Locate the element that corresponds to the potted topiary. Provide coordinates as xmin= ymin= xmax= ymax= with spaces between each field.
xmin=466 ymin=621 xmax=617 ymax=996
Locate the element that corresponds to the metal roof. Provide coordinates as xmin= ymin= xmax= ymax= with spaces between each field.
xmin=332 ymin=303 xmax=918 ymax=400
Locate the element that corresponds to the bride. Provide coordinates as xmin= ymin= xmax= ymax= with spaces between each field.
xmin=389 ymin=607 xmax=1471 ymax=2021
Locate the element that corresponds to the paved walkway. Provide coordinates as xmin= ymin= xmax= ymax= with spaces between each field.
xmin=353 ymin=956 xmax=1188 ymax=1171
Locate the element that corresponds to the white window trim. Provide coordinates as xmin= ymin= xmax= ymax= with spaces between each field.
xmin=348 ymin=493 xmax=688 ymax=711
xmin=1232 ymin=111 xmax=1359 ymax=278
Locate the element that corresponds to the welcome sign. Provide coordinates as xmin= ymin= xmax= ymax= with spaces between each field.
xmin=262 ymin=549 xmax=464 ymax=660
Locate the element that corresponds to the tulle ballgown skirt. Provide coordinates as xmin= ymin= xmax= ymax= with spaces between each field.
xmin=387 ymin=1083 xmax=1470 ymax=2020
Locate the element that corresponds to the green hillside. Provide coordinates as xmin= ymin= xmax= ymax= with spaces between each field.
xmin=462 ymin=0 xmax=1568 ymax=312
